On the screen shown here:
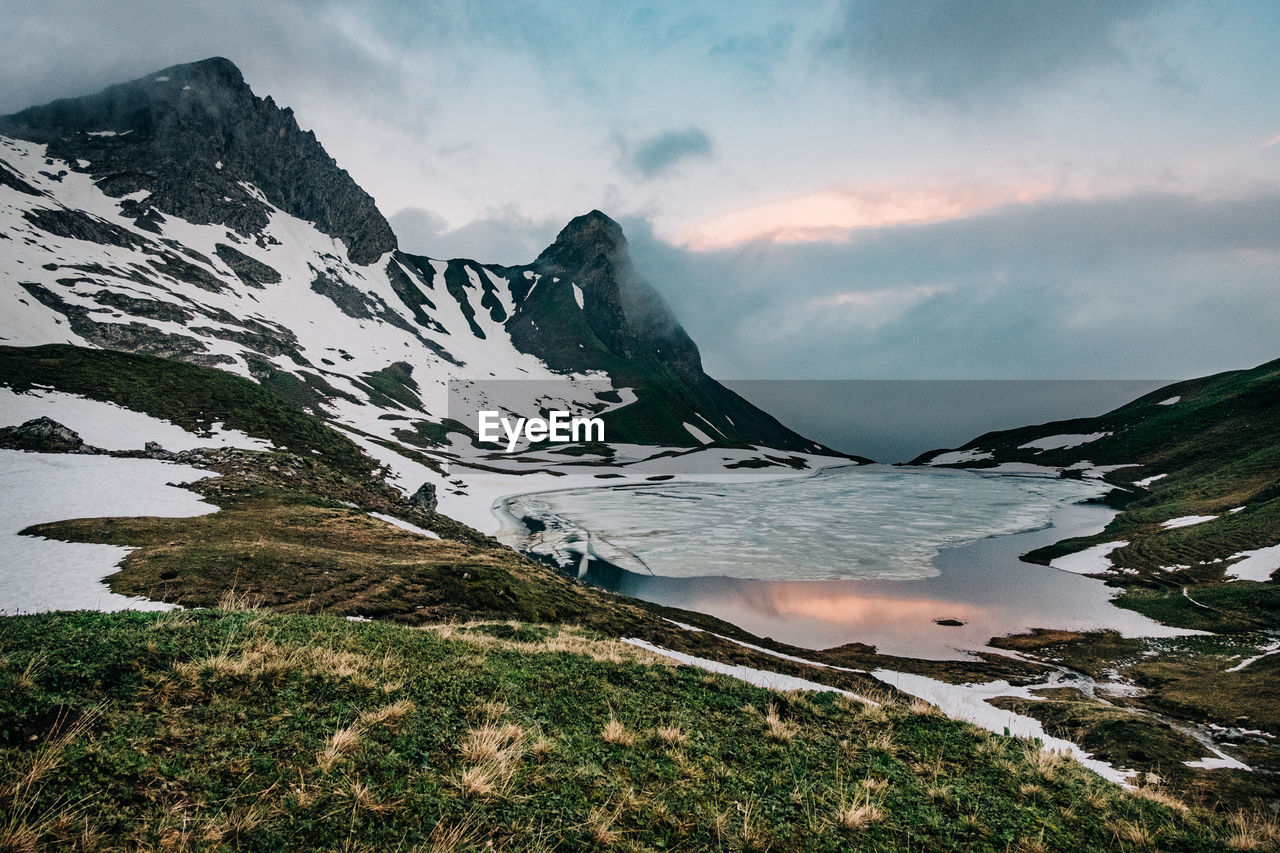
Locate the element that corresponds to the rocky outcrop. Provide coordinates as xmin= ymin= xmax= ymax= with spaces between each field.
xmin=0 ymin=417 xmax=99 ymax=453
xmin=409 ymin=482 xmax=438 ymax=514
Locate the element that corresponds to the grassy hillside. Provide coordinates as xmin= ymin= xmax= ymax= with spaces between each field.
xmin=0 ymin=608 xmax=1265 ymax=853
xmin=0 ymin=344 xmax=376 ymax=480
xmin=914 ymin=358 xmax=1280 ymax=629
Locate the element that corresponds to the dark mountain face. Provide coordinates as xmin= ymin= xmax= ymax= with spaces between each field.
xmin=528 ymin=210 xmax=702 ymax=379
xmin=499 ymin=211 xmax=839 ymax=454
xmin=0 ymin=57 xmax=396 ymax=264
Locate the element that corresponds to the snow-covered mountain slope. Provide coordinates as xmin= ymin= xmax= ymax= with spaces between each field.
xmin=0 ymin=58 xmax=853 ymax=530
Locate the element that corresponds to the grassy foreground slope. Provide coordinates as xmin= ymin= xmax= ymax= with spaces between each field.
xmin=0 ymin=608 xmax=1262 ymax=853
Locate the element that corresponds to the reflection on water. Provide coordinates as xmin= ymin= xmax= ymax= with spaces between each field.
xmin=502 ymin=468 xmax=1196 ymax=659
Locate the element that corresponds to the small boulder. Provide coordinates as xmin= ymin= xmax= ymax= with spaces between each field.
xmin=409 ymin=482 xmax=438 ymax=513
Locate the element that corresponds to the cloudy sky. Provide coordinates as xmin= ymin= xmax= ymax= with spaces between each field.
xmin=4 ymin=0 xmax=1278 ymax=379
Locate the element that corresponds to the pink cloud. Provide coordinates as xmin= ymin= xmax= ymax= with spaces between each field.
xmin=680 ymin=181 xmax=1051 ymax=250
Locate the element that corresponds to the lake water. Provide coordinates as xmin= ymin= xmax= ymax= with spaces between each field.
xmin=500 ymin=466 xmax=1193 ymax=659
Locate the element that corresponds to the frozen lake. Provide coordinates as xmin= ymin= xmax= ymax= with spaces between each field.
xmin=501 ymin=466 xmax=1196 ymax=658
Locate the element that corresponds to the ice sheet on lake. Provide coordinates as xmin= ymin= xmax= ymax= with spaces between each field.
xmin=0 ymin=449 xmax=215 ymax=613
xmin=506 ymin=466 xmax=1107 ymax=581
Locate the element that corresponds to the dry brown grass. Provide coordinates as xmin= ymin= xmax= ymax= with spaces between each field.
xmin=216 ymin=586 xmax=263 ymax=611
xmin=202 ymin=796 xmax=271 ymax=845
xmin=425 ymin=816 xmax=480 ymax=853
xmin=13 ymin=654 xmax=45 ymax=693
xmin=357 ymin=698 xmax=416 ymax=729
xmin=174 ymin=638 xmax=379 ymax=687
xmin=834 ymin=791 xmax=883 ymax=831
xmin=1015 ymin=836 xmax=1050 ymax=853
xmin=1226 ymin=809 xmax=1280 ymax=851
xmin=0 ymin=705 xmax=103 ymax=853
xmin=868 ymin=727 xmax=896 ymax=754
xmin=764 ymin=703 xmax=798 ymax=742
xmin=1022 ymin=745 xmax=1067 ymax=780
xmin=858 ymin=776 xmax=889 ymax=794
xmin=452 ymin=721 xmax=526 ymax=799
xmin=462 ymin=723 xmax=525 ymax=763
xmin=908 ymin=697 xmax=942 ymax=716
xmin=1133 ymin=784 xmax=1188 ymax=812
xmin=655 ymin=725 xmax=688 ymax=747
xmin=1109 ymin=819 xmax=1155 ymax=848
xmin=343 ymin=778 xmax=400 ymax=816
xmin=421 ymin=622 xmax=673 ymax=667
xmin=586 ymin=804 xmax=621 ymax=846
xmin=601 ymin=717 xmax=636 ymax=747
xmin=317 ymin=723 xmax=363 ymax=772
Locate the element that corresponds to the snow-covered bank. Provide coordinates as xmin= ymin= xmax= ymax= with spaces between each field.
xmin=626 ymin=629 xmax=1137 ymax=787
xmin=870 ymin=668 xmax=1138 ymax=785
xmin=622 ymin=637 xmax=877 ymax=703
xmin=0 ymin=450 xmax=215 ymax=613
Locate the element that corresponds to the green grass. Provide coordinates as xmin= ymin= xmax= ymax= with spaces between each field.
xmin=0 ymin=609 xmax=1259 ymax=852
xmin=0 ymin=344 xmax=375 ymax=479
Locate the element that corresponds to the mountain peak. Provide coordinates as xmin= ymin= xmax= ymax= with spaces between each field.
xmin=0 ymin=58 xmax=396 ymax=265
xmin=534 ymin=210 xmax=627 ymax=273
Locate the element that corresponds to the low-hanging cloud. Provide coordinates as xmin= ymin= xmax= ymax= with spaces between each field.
xmin=390 ymin=205 xmax=564 ymax=266
xmin=623 ymin=127 xmax=715 ymax=178
xmin=624 ymin=188 xmax=1280 ymax=380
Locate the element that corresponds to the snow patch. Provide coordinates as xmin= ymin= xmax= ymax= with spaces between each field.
xmin=1184 ymin=745 xmax=1251 ymax=771
xmin=1018 ymin=433 xmax=1109 ymax=452
xmin=1158 ymin=396 xmax=1180 ymax=405
xmin=0 ymin=450 xmax=214 ymax=613
xmin=1051 ymin=541 xmax=1128 ymax=575
xmin=683 ymin=422 xmax=714 ymax=444
xmin=621 ymin=638 xmax=875 ymax=705
xmin=572 ymin=282 xmax=584 ymax=309
xmin=871 ymin=669 xmax=1136 ymax=785
xmin=928 ymin=449 xmax=993 ymax=465
xmin=1134 ymin=473 xmax=1167 ymax=488
xmin=1161 ymin=515 xmax=1217 ymax=530
xmin=1224 ymin=641 xmax=1280 ymax=673
xmin=1224 ymin=544 xmax=1280 ymax=582
xmin=368 ymin=511 xmax=440 ymax=539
